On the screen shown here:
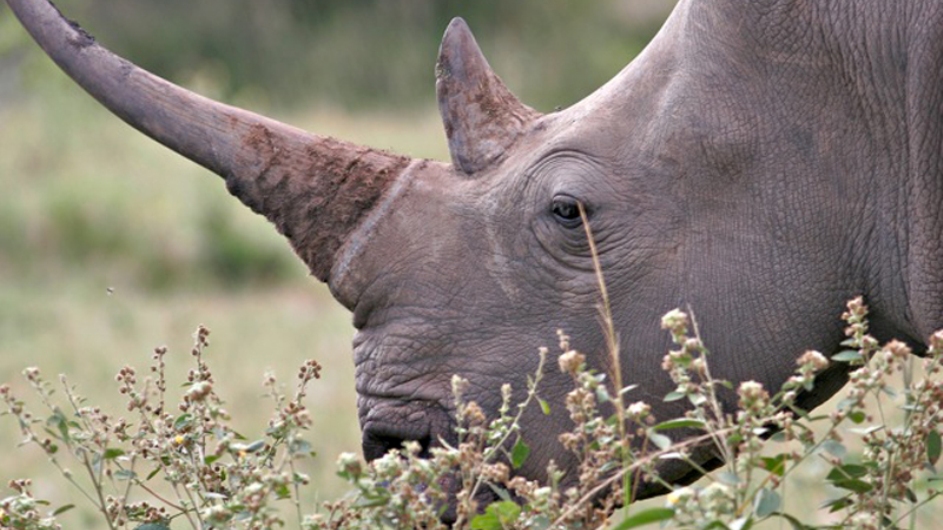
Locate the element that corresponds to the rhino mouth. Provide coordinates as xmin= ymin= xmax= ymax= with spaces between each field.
xmin=361 ymin=420 xmax=436 ymax=461
xmin=361 ymin=403 xmax=497 ymax=525
xmin=359 ymin=398 xmax=456 ymax=461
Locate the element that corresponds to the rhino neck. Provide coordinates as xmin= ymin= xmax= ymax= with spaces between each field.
xmin=571 ymin=0 xmax=941 ymax=346
xmin=790 ymin=0 xmax=943 ymax=343
xmin=898 ymin=7 xmax=943 ymax=341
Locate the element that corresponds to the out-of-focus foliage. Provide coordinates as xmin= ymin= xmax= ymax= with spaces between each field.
xmin=2 ymin=0 xmax=675 ymax=111
xmin=0 ymin=0 xmax=674 ymax=291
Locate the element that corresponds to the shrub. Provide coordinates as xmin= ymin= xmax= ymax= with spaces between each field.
xmin=2 ymin=298 xmax=943 ymax=529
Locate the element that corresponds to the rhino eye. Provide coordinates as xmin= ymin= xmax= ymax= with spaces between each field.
xmin=551 ymin=195 xmax=583 ymax=227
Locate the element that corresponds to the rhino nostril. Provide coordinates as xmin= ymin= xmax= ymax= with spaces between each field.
xmin=417 ymin=435 xmax=432 ymax=458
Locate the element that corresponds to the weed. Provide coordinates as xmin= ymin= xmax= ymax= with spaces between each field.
xmin=3 ymin=298 xmax=942 ymax=529
xmin=1 ymin=326 xmax=321 ymax=529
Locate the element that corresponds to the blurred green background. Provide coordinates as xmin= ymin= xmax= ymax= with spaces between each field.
xmin=4 ymin=1 xmax=939 ymax=528
xmin=0 ymin=1 xmax=673 ymax=526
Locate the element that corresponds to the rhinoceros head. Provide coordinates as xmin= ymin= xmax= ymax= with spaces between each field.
xmin=10 ymin=0 xmax=943 ymax=513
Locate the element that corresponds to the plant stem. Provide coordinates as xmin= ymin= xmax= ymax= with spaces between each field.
xmin=578 ymin=202 xmax=633 ymax=513
xmin=80 ymin=451 xmax=119 ymax=530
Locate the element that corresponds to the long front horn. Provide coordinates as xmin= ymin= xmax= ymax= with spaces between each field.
xmin=6 ymin=0 xmax=413 ymax=283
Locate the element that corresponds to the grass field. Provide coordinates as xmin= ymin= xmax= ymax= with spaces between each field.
xmin=2 ymin=51 xmax=942 ymax=529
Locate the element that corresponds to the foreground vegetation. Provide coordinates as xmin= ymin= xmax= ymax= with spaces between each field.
xmin=3 ymin=299 xmax=943 ymax=529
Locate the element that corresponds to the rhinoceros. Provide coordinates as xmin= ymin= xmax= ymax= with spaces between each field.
xmin=7 ymin=0 xmax=943 ymax=511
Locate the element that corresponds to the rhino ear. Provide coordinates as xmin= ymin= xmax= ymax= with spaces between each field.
xmin=436 ymin=18 xmax=541 ymax=174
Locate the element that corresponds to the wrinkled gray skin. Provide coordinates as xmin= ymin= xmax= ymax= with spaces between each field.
xmin=8 ymin=0 xmax=943 ymax=513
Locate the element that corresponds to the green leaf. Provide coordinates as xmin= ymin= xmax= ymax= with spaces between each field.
xmin=821 ymin=496 xmax=853 ymax=513
xmin=831 ymin=350 xmax=863 ymax=363
xmin=651 ymin=418 xmax=707 ymax=431
xmin=821 ymin=439 xmax=847 ymax=458
xmin=114 ymin=469 xmax=136 ymax=480
xmin=469 ymin=512 xmax=499 ymax=529
xmin=529 ymin=515 xmax=552 ymax=530
xmin=717 ymin=471 xmax=742 ymax=485
xmin=826 ymin=464 xmax=869 ymax=481
xmin=290 ymin=438 xmax=313 ymax=456
xmin=511 ymin=438 xmax=530 ymax=470
xmin=753 ymin=488 xmax=780 ymax=518
xmin=596 ymin=386 xmax=612 ymax=403
xmin=488 ymin=484 xmax=513 ymax=502
xmin=134 ymin=524 xmax=172 ymax=530
xmin=145 ymin=466 xmax=162 ymax=481
xmin=173 ymin=413 xmax=193 ymax=431
xmin=826 ymin=463 xmax=873 ymax=494
xmin=470 ymin=500 xmax=522 ymax=529
xmin=928 ymin=430 xmax=942 ymax=466
xmin=769 ymin=431 xmax=787 ymax=442
xmin=52 ymin=504 xmax=75 ymax=516
xmin=768 ymin=512 xmax=809 ymax=530
xmin=244 ymin=439 xmax=266 ymax=453
xmin=831 ymin=478 xmax=872 ymax=494
xmin=903 ymin=487 xmax=918 ymax=503
xmin=103 ymin=448 xmax=125 ymax=460
xmin=352 ymin=493 xmax=390 ymax=509
xmin=663 ymin=391 xmax=686 ymax=402
xmin=646 ymin=429 xmax=672 ymax=451
xmin=848 ymin=410 xmax=867 ymax=424
xmin=848 ymin=425 xmax=883 ymax=435
xmin=47 ymin=409 xmax=70 ymax=442
xmin=611 ymin=507 xmax=675 ymax=529
xmin=538 ymin=397 xmax=551 ymax=416
xmin=760 ymin=454 xmax=788 ymax=477
xmin=275 ymin=483 xmax=291 ymax=499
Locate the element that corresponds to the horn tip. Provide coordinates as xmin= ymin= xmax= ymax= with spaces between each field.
xmin=446 ymin=17 xmax=470 ymax=33
xmin=442 ymin=18 xmax=474 ymax=48
xmin=437 ymin=17 xmax=484 ymax=81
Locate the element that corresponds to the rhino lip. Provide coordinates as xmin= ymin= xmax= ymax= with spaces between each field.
xmin=361 ymin=420 xmax=435 ymax=461
xmin=361 ymin=415 xmax=495 ymax=526
xmin=360 ymin=398 xmax=456 ymax=462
